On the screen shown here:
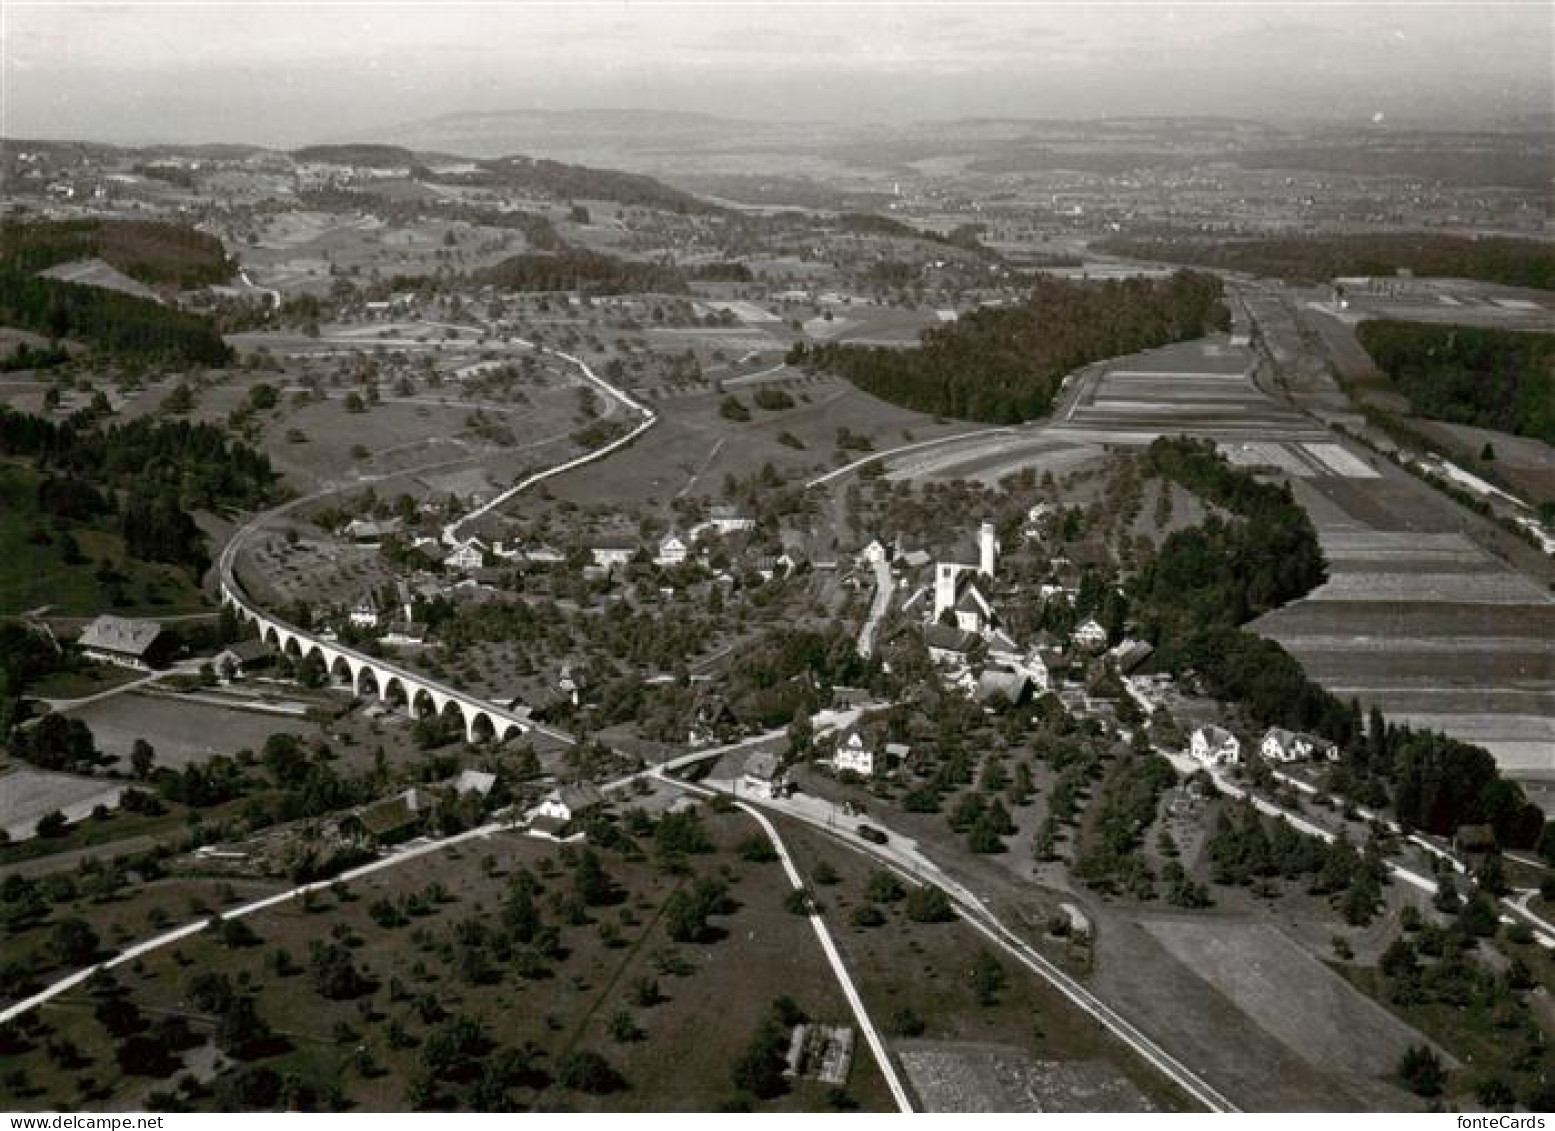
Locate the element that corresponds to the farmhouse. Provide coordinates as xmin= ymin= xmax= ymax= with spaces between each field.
xmin=532 ymin=783 xmax=607 ymax=825
xmin=347 ymin=788 xmax=425 ymax=846
xmin=523 ymin=543 xmax=567 ymax=568
xmin=77 ymin=616 xmax=171 ymax=670
xmin=1259 ymin=727 xmax=1339 ymax=763
xmin=1190 ymin=725 xmax=1242 ymax=766
xmin=341 ymin=516 xmax=403 ymax=544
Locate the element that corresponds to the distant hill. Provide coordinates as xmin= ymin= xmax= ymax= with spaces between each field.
xmin=291 ymin=142 xmax=443 ymax=169
xmin=1095 ymin=232 xmax=1555 ymax=291
xmin=362 ymin=108 xmax=753 ymax=159
xmin=451 ymin=155 xmax=718 ymax=214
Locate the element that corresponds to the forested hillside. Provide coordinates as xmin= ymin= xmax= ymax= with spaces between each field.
xmin=0 ymin=405 xmax=278 ymax=578
xmin=1355 ymin=321 xmax=1555 ymax=446
xmin=1096 ymin=232 xmax=1555 ymax=291
xmin=792 ymin=271 xmax=1228 ymax=423
xmin=0 ymin=218 xmax=235 ymax=288
xmin=0 ymin=269 xmax=232 ymax=365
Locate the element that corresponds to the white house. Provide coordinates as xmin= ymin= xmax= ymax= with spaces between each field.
xmin=833 ymin=731 xmax=874 ymax=777
xmin=953 ymin=580 xmax=995 ymax=634
xmin=532 ymin=783 xmax=606 ymax=824
xmin=655 ymin=532 xmax=689 ymax=567
xmin=342 ymin=516 xmax=403 ymax=543
xmin=1259 ymin=727 xmax=1339 ymax=763
xmin=1073 ymin=618 xmax=1109 ymax=650
xmin=709 ymin=505 xmax=755 ymax=535
xmin=1190 ymin=725 xmax=1241 ymax=766
xmin=740 ymin=751 xmax=787 ymax=800
xmin=589 ymin=541 xmax=637 ymax=571
xmin=523 ymin=543 xmax=567 ymax=568
xmin=444 ymin=539 xmax=487 ymax=572
xmin=349 ymin=593 xmax=382 ymax=629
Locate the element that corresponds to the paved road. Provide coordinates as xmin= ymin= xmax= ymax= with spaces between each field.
xmin=719 ymin=786 xmax=1239 ymax=1113
xmin=856 ymin=556 xmax=893 ymax=658
xmin=806 ymin=427 xmax=1015 ymax=488
xmin=672 ymin=774 xmax=914 ymax=1112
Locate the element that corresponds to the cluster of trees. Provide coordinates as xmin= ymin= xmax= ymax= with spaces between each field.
xmin=1356 ymin=321 xmax=1555 ymax=445
xmin=0 ymin=268 xmax=232 ymax=364
xmin=476 ymin=250 xmax=687 ymax=296
xmin=0 ymin=621 xmax=66 ymax=742
xmin=0 ymin=218 xmax=235 ymax=289
xmin=793 ymin=271 xmax=1228 ymax=423
xmin=0 ymin=406 xmax=276 ymax=578
xmin=1206 ymin=801 xmax=1388 ymax=924
xmin=1373 ymin=916 xmax=1550 ymax=1108
xmin=725 ymin=627 xmax=881 ymax=728
xmin=1133 ymin=438 xmax=1548 ymax=854
xmin=1096 ymin=232 xmax=1555 ymax=290
xmin=1 ymin=404 xmax=277 ymax=515
xmin=1071 ymin=754 xmax=1179 ymax=898
xmin=1136 ymin=436 xmax=1327 ymax=630
xmin=0 ymin=341 xmax=69 ymax=372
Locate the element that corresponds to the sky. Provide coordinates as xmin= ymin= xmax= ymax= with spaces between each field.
xmin=3 ymin=1 xmax=1551 ymax=146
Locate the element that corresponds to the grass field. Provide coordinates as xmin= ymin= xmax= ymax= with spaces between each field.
xmin=68 ymin=692 xmax=318 ymax=771
xmin=7 ymin=802 xmax=896 ymax=1111
xmin=777 ymin=819 xmax=1190 ymax=1113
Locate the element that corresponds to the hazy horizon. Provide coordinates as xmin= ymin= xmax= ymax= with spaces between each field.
xmin=4 ymin=2 xmax=1551 ymax=149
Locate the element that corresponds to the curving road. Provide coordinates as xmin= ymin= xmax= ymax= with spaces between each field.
xmin=217 ymin=329 xmax=660 ymax=751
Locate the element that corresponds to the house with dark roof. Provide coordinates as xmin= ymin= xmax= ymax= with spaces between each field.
xmin=213 ymin=639 xmax=271 ymax=680
xmin=78 ymin=616 xmax=171 ymax=670
xmin=532 ymin=783 xmax=607 ymax=824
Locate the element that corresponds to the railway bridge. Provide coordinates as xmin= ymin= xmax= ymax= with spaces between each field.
xmin=218 ymin=579 xmax=546 ymax=746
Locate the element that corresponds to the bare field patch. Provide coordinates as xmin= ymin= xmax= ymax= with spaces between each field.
xmin=1143 ymin=918 xmax=1443 ymax=1081
xmin=1305 ymin=571 xmax=1550 ymax=604
xmin=0 ymin=768 xmax=126 ymax=841
xmin=1090 ymin=909 xmax=1419 ymax=1111
xmin=69 ymin=691 xmax=318 ymax=769
xmin=898 ymin=1042 xmax=1154 ymax=1113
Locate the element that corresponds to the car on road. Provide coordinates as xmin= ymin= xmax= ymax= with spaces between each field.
xmin=857 ymin=824 xmax=888 ymax=844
